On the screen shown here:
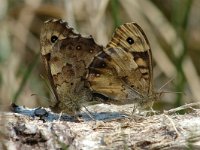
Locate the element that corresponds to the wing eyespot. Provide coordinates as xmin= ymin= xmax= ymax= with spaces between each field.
xmin=101 ymin=63 xmax=106 ymax=67
xmin=76 ymin=45 xmax=81 ymax=50
xmin=126 ymin=37 xmax=134 ymax=45
xmin=51 ymin=35 xmax=58 ymax=43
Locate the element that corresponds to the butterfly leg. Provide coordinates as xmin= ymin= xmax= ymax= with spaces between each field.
xmin=128 ymin=105 xmax=145 ymax=121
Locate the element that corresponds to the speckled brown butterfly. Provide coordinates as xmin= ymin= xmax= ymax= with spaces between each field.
xmin=40 ymin=19 xmax=103 ymax=115
xmin=86 ymin=23 xmax=158 ymax=108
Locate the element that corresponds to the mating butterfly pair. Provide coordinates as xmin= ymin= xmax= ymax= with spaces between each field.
xmin=40 ymin=19 xmax=157 ymax=115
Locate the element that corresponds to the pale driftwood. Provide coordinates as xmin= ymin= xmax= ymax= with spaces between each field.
xmin=1 ymin=104 xmax=200 ymax=150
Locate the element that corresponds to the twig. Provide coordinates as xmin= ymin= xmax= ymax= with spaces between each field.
xmin=164 ymin=102 xmax=200 ymax=115
xmin=163 ymin=114 xmax=180 ymax=136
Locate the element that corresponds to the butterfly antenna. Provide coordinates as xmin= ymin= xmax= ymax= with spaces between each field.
xmin=159 ymin=91 xmax=184 ymax=96
xmin=160 ymin=91 xmax=184 ymax=94
xmin=158 ymin=76 xmax=176 ymax=92
xmin=40 ymin=74 xmax=57 ymax=102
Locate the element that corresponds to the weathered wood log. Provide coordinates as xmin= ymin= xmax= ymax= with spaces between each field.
xmin=1 ymin=103 xmax=200 ymax=149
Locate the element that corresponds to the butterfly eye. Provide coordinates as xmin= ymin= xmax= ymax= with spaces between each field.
xmin=51 ymin=35 xmax=58 ymax=43
xmin=126 ymin=37 xmax=134 ymax=45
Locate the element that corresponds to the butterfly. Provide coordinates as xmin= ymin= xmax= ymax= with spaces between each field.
xmin=40 ymin=19 xmax=103 ymax=115
xmin=86 ymin=22 xmax=157 ymax=108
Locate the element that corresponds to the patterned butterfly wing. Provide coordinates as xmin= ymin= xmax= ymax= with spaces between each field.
xmin=40 ymin=19 xmax=103 ymax=114
xmin=87 ymin=23 xmax=153 ymax=104
xmin=40 ymin=19 xmax=77 ymax=104
xmin=107 ymin=22 xmax=153 ymax=94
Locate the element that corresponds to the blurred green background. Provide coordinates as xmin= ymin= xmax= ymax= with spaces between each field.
xmin=0 ymin=0 xmax=199 ymax=111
